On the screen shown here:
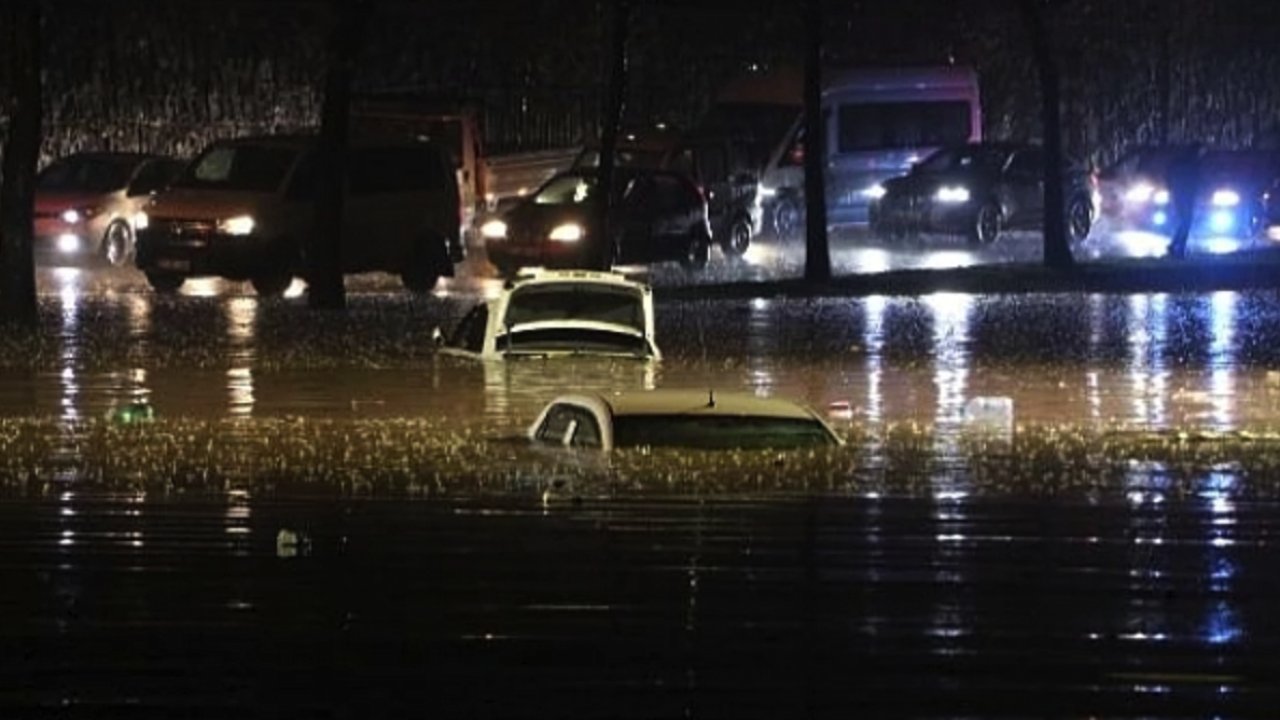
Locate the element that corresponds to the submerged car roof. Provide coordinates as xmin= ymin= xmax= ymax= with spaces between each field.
xmin=595 ymin=390 xmax=820 ymax=421
xmin=507 ymin=268 xmax=650 ymax=292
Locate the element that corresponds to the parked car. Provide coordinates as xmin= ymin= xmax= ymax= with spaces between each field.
xmin=664 ymin=136 xmax=765 ymax=257
xmin=869 ymin=143 xmax=1095 ymax=245
xmin=436 ymin=269 xmax=660 ymax=360
xmin=1095 ymin=144 xmax=1198 ymax=227
xmin=34 ymin=152 xmax=185 ymax=267
xmin=134 ymin=136 xmax=463 ymax=296
xmin=1142 ymin=150 xmax=1280 ymax=244
xmin=528 ymin=389 xmax=844 ymax=451
xmin=481 ymin=168 xmax=712 ymax=276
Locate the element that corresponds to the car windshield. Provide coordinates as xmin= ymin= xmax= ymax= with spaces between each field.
xmin=174 ymin=145 xmax=299 ymax=192
xmin=612 ymin=415 xmax=837 ymax=450
xmin=534 ymin=175 xmax=597 ymax=205
xmin=574 ymin=149 xmax=667 ymax=169
xmin=504 ymin=283 xmax=645 ymax=332
xmin=917 ymin=146 xmax=1008 ymax=174
xmin=37 ymin=156 xmax=136 ymax=193
xmin=499 ymin=327 xmax=647 ymax=356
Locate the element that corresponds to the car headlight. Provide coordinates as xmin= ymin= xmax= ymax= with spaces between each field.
xmin=133 ymin=211 xmax=149 ymax=230
xmin=757 ymin=184 xmax=778 ymax=199
xmin=1153 ymin=189 xmax=1170 ymax=206
xmin=861 ymin=184 xmax=887 ymax=200
xmin=480 ymin=219 xmax=508 ymax=240
xmin=934 ymin=186 xmax=971 ymax=204
xmin=1124 ymin=183 xmax=1155 ymax=203
xmin=548 ymin=223 xmax=584 ymax=243
xmin=61 ymin=209 xmax=84 ymax=224
xmin=218 ymin=215 xmax=255 ymax=236
xmin=1212 ymin=189 xmax=1241 ymax=207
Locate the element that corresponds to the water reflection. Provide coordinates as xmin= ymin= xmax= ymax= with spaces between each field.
xmin=862 ymin=295 xmax=887 ymax=425
xmin=1208 ymin=292 xmax=1237 ymax=430
xmin=1127 ymin=294 xmax=1170 ymax=428
xmin=226 ymin=298 xmax=257 ymax=417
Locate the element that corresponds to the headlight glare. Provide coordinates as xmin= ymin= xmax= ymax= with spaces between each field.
xmin=480 ymin=219 xmax=508 ymax=240
xmin=548 ymin=223 xmax=584 ymax=243
xmin=133 ymin=211 xmax=149 ymax=230
xmin=218 ymin=215 xmax=255 ymax=236
xmin=61 ymin=209 xmax=82 ymax=224
xmin=934 ymin=186 xmax=971 ymax=204
xmin=1212 ymin=189 xmax=1241 ymax=207
xmin=1124 ymin=183 xmax=1155 ymax=203
xmin=862 ymin=184 xmax=887 ymax=200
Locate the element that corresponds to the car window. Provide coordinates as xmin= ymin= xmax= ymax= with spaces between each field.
xmin=504 ymin=283 xmax=645 ymax=332
xmin=176 ymin=145 xmax=298 ymax=193
xmin=448 ymin=304 xmax=489 ymax=353
xmin=38 ymin=156 xmax=135 ymax=193
xmin=651 ymin=175 xmax=689 ymax=213
xmin=567 ymin=409 xmax=601 ymax=448
xmin=350 ymin=147 xmax=443 ymax=196
xmin=536 ymin=404 xmax=602 ymax=447
xmin=837 ymin=101 xmax=971 ymax=153
xmin=534 ymin=175 xmax=595 ymax=205
xmin=612 ymin=415 xmax=837 ymax=450
xmin=126 ymin=159 xmax=182 ymax=196
xmin=1006 ymin=149 xmax=1044 ymax=177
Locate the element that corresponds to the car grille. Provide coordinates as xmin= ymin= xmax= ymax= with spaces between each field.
xmin=154 ymin=218 xmax=217 ymax=235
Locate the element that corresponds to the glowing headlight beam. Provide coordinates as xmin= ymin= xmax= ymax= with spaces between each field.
xmin=1212 ymin=189 xmax=1241 ymax=207
xmin=60 ymin=209 xmax=82 ymax=224
xmin=218 ymin=215 xmax=255 ymax=236
xmin=548 ymin=223 xmax=584 ymax=243
xmin=480 ymin=219 xmax=508 ymax=240
xmin=934 ymin=186 xmax=971 ymax=204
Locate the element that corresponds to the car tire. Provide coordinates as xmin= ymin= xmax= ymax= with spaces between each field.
xmin=773 ymin=196 xmax=803 ymax=239
xmin=145 ymin=272 xmax=184 ymax=294
xmin=721 ymin=216 xmax=752 ymax=257
xmin=969 ymin=202 xmax=1002 ymax=245
xmin=251 ymin=272 xmax=293 ymax=297
xmin=680 ymin=234 xmax=710 ymax=271
xmin=101 ymin=220 xmax=134 ymax=267
xmin=401 ymin=269 xmax=440 ymax=294
xmin=1067 ymin=195 xmax=1093 ymax=244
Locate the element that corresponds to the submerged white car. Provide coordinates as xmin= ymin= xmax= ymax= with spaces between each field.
xmin=438 ymin=269 xmax=661 ymax=360
xmin=528 ymin=389 xmax=844 ymax=451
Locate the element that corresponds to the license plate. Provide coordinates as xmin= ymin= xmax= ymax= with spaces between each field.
xmin=156 ymin=258 xmax=191 ymax=272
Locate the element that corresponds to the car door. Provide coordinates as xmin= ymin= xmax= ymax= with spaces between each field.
xmin=1003 ymin=148 xmax=1045 ymax=226
xmin=649 ymin=173 xmax=697 ymax=259
xmin=618 ymin=175 xmax=658 ymax=263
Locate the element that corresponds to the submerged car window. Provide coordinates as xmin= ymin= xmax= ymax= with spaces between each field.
xmin=534 ymin=175 xmax=596 ymax=205
xmin=612 ymin=415 xmax=837 ymax=450
xmin=448 ymin=305 xmax=489 ymax=353
xmin=176 ymin=145 xmax=298 ymax=192
xmin=501 ymin=328 xmax=647 ymax=356
xmin=837 ymin=101 xmax=972 ymax=153
xmin=505 ymin=284 xmax=644 ymax=330
xmin=38 ymin=157 xmax=135 ymax=193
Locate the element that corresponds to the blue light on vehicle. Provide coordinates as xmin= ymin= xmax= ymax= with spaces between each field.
xmin=1210 ymin=210 xmax=1235 ymax=234
xmin=1152 ymin=210 xmax=1168 ymax=227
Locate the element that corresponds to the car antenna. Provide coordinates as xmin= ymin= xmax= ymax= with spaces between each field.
xmin=707 ymin=388 xmax=716 ymax=408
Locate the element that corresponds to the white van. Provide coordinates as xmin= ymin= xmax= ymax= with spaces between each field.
xmin=757 ymin=66 xmax=982 ymax=231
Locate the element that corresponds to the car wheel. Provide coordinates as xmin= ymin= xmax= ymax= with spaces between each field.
xmin=101 ymin=220 xmax=134 ymax=267
xmin=401 ymin=269 xmax=440 ymax=294
xmin=251 ymin=272 xmax=293 ymax=297
xmin=721 ymin=216 xmax=752 ymax=257
xmin=680 ymin=234 xmax=710 ymax=271
xmin=145 ymin=272 xmax=184 ymax=294
xmin=970 ymin=202 xmax=1002 ymax=245
xmin=1067 ymin=195 xmax=1093 ymax=244
xmin=773 ymin=196 xmax=802 ymax=239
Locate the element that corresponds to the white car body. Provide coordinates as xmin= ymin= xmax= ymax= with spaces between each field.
xmin=528 ymin=389 xmax=844 ymax=451
xmin=440 ymin=269 xmax=661 ymax=360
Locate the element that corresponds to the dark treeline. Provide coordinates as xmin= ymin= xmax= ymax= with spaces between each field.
xmin=2 ymin=0 xmax=1279 ymax=165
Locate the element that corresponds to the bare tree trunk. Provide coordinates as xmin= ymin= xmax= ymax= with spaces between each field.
xmin=594 ymin=0 xmax=629 ymax=270
xmin=0 ymin=0 xmax=41 ymax=328
xmin=308 ymin=0 xmax=365 ymax=310
xmin=1020 ymin=0 xmax=1074 ymax=270
xmin=803 ymin=0 xmax=830 ymax=283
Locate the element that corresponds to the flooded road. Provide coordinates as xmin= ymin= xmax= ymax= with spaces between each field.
xmin=5 ymin=261 xmax=1280 ymax=716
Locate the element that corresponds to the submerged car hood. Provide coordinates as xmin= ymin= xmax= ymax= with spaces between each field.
xmin=143 ymin=188 xmax=273 ymax=220
xmin=498 ymin=319 xmax=656 ymax=358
